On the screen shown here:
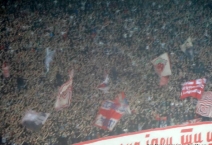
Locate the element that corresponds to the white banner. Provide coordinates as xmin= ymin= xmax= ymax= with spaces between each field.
xmin=74 ymin=122 xmax=212 ymax=145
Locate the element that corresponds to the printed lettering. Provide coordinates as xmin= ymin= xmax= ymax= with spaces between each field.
xmin=134 ymin=142 xmax=140 ymax=145
xmin=145 ymin=134 xmax=172 ymax=145
xmin=194 ymin=133 xmax=203 ymax=143
xmin=181 ymin=128 xmax=202 ymax=144
xmin=151 ymin=138 xmax=158 ymax=144
xmin=120 ymin=142 xmax=140 ymax=145
xmin=181 ymin=134 xmax=192 ymax=145
xmin=207 ymin=132 xmax=212 ymax=142
xmin=160 ymin=138 xmax=165 ymax=145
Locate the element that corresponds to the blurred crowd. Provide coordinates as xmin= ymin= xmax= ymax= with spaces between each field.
xmin=0 ymin=0 xmax=212 ymax=144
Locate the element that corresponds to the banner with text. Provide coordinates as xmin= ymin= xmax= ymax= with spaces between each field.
xmin=74 ymin=122 xmax=212 ymax=145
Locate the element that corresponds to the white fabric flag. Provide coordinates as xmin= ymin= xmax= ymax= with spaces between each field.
xmin=151 ymin=53 xmax=172 ymax=76
xmin=45 ymin=48 xmax=55 ymax=73
xmin=180 ymin=37 xmax=193 ymax=53
xmin=55 ymin=70 xmax=74 ymax=110
xmin=21 ymin=110 xmax=50 ymax=131
xmin=97 ymin=74 xmax=110 ymax=93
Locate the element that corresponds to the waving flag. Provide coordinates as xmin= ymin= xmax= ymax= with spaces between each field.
xmin=196 ymin=91 xmax=212 ymax=118
xmin=97 ymin=73 xmax=110 ymax=93
xmin=55 ymin=70 xmax=74 ymax=110
xmin=180 ymin=37 xmax=193 ymax=53
xmin=152 ymin=53 xmax=171 ymax=86
xmin=114 ymin=92 xmax=131 ymax=114
xmin=94 ymin=100 xmax=124 ymax=131
xmin=2 ymin=62 xmax=10 ymax=78
xmin=45 ymin=48 xmax=55 ymax=73
xmin=180 ymin=78 xmax=206 ymax=100
xmin=21 ymin=110 xmax=50 ymax=131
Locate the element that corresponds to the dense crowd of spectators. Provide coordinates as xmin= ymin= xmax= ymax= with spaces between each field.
xmin=0 ymin=0 xmax=212 ymax=144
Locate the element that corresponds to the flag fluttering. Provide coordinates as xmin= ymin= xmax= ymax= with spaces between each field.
xmin=55 ymin=70 xmax=74 ymax=110
xmin=180 ymin=78 xmax=206 ymax=100
xmin=21 ymin=110 xmax=50 ymax=131
xmin=151 ymin=53 xmax=171 ymax=86
xmin=94 ymin=100 xmax=124 ymax=131
xmin=196 ymin=91 xmax=212 ymax=118
xmin=114 ymin=92 xmax=131 ymax=114
xmin=180 ymin=37 xmax=193 ymax=53
xmin=45 ymin=48 xmax=55 ymax=73
xmin=97 ymin=74 xmax=110 ymax=93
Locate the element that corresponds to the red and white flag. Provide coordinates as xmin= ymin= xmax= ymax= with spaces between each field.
xmin=180 ymin=78 xmax=206 ymax=100
xmin=2 ymin=62 xmax=10 ymax=78
xmin=152 ymin=53 xmax=171 ymax=86
xmin=113 ymin=92 xmax=131 ymax=114
xmin=55 ymin=70 xmax=74 ymax=110
xmin=94 ymin=100 xmax=124 ymax=131
xmin=181 ymin=118 xmax=202 ymax=125
xmin=196 ymin=91 xmax=212 ymax=118
xmin=97 ymin=74 xmax=110 ymax=93
xmin=152 ymin=53 xmax=171 ymax=77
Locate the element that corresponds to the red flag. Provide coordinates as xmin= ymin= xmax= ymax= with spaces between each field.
xmin=2 ymin=62 xmax=10 ymax=78
xmin=180 ymin=78 xmax=206 ymax=100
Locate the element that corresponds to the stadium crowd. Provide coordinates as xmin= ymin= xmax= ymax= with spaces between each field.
xmin=0 ymin=0 xmax=212 ymax=144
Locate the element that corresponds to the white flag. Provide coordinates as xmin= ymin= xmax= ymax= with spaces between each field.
xmin=97 ymin=74 xmax=110 ymax=93
xmin=45 ymin=48 xmax=55 ymax=73
xmin=180 ymin=37 xmax=193 ymax=53
xmin=21 ymin=110 xmax=50 ymax=131
xmin=151 ymin=53 xmax=172 ymax=76
xmin=55 ymin=70 xmax=74 ymax=110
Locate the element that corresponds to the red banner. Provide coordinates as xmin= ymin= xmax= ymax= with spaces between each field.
xmin=180 ymin=78 xmax=206 ymax=100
